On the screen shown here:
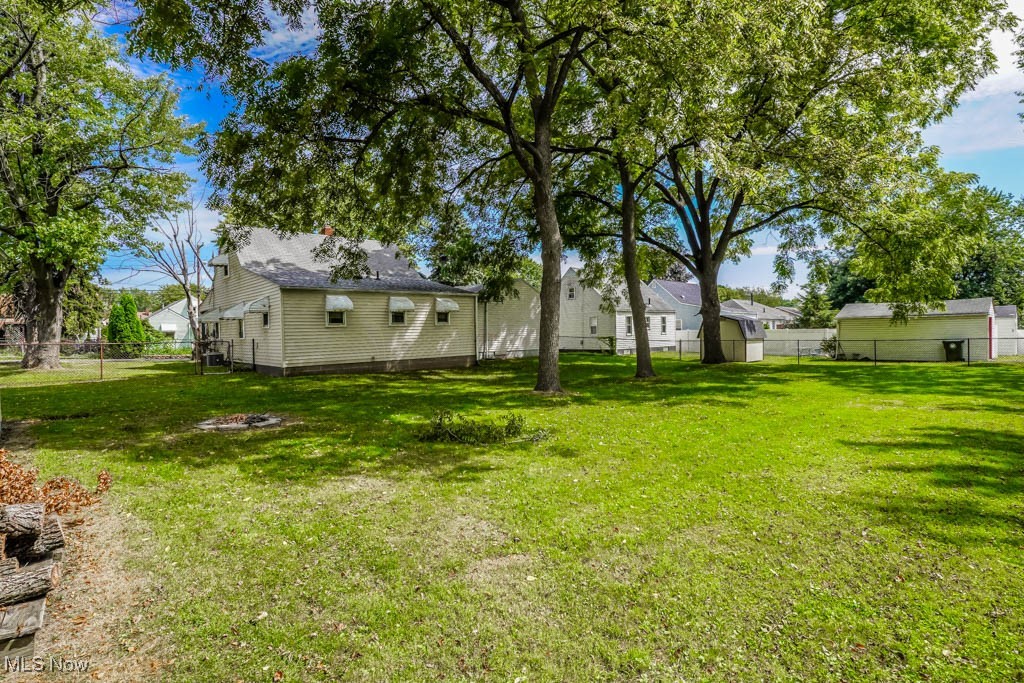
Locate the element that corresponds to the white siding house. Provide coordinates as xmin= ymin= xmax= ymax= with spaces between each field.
xmin=148 ymin=298 xmax=195 ymax=342
xmin=559 ymin=268 xmax=676 ymax=354
xmin=835 ymin=298 xmax=997 ymax=362
xmin=994 ymin=305 xmax=1021 ymax=357
xmin=648 ymin=279 xmax=703 ymax=332
xmin=199 ymin=229 xmax=478 ymax=375
xmin=698 ymin=312 xmax=765 ymax=362
xmin=463 ymin=279 xmax=541 ymax=359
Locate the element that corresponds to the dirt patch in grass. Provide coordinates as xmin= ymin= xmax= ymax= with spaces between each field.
xmin=22 ymin=504 xmax=172 ymax=682
xmin=464 ymin=553 xmax=533 ymax=585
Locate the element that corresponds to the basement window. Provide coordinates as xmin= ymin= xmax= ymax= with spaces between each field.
xmin=326 ymin=311 xmax=346 ymax=326
xmin=391 ymin=311 xmax=406 ymax=326
xmin=436 ymin=311 xmax=450 ymax=325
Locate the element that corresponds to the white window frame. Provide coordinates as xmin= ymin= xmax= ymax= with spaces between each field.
xmin=661 ymin=317 xmax=667 ymax=335
xmin=645 ymin=316 xmax=651 ymax=330
xmin=326 ymin=310 xmax=347 ymax=327
xmin=589 ymin=316 xmax=598 ymax=335
xmin=435 ymin=311 xmax=450 ymax=325
xmin=238 ymin=319 xmax=245 ymax=339
xmin=262 ymin=312 xmax=270 ymax=328
xmin=390 ymin=311 xmax=407 ymax=326
xmin=625 ymin=316 xmax=633 ymax=336
xmin=567 ymin=286 xmax=576 ymax=300
xmin=676 ymin=319 xmax=682 ymax=331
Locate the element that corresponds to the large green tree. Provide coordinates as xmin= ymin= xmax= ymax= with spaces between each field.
xmin=0 ymin=1 xmax=196 ymax=368
xmin=131 ymin=0 xmax=620 ymax=392
xmin=564 ymin=0 xmax=1010 ymax=362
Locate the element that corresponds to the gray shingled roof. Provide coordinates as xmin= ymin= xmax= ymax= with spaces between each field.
xmin=230 ymin=228 xmax=467 ymax=294
xmin=722 ymin=299 xmax=796 ymax=321
xmin=721 ymin=311 xmax=766 ymax=339
xmin=650 ymin=279 xmax=701 ymax=306
xmin=994 ymin=304 xmax=1018 ymax=317
xmin=836 ymin=297 xmax=994 ymax=320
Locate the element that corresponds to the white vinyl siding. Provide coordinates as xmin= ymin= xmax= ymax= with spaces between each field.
xmin=558 ymin=269 xmax=615 ymax=351
xmin=280 ymin=290 xmax=476 ymax=368
xmin=204 ymin=252 xmax=284 ymax=368
xmin=477 ymin=280 xmax=541 ymax=358
xmin=836 ymin=315 xmax=994 ymax=361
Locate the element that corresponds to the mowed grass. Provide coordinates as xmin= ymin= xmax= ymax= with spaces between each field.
xmin=3 ymin=355 xmax=1023 ymax=681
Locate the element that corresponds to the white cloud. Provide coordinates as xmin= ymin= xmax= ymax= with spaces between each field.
xmin=960 ymin=2 xmax=1024 ymax=102
xmin=749 ymin=245 xmax=778 ymax=256
xmin=253 ymin=5 xmax=322 ymax=62
xmin=923 ymin=91 xmax=1024 ymax=154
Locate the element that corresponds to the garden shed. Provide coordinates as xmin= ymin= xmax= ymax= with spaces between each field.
xmin=698 ymin=312 xmax=765 ymax=362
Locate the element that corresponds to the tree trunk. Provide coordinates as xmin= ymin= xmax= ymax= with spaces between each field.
xmin=618 ymin=166 xmax=655 ymax=378
xmin=698 ymin=269 xmax=727 ymax=364
xmin=21 ymin=258 xmax=65 ymax=369
xmin=533 ymin=177 xmax=563 ymax=393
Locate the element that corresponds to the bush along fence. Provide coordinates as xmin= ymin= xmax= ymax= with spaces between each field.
xmin=0 ymin=340 xmax=235 ymax=387
xmin=0 ymin=503 xmax=65 ymax=660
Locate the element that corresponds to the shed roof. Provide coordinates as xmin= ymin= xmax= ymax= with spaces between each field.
xmin=994 ymin=304 xmax=1018 ymax=317
xmin=650 ymin=279 xmax=701 ymax=306
xmin=836 ymin=297 xmax=994 ymax=320
xmin=697 ymin=311 xmax=766 ymax=340
xmin=223 ymin=228 xmax=468 ymax=295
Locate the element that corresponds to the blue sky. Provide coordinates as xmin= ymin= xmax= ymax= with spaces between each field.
xmin=103 ymin=3 xmax=1024 ymax=296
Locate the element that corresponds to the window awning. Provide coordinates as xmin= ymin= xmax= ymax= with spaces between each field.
xmin=325 ymin=295 xmax=354 ymax=312
xmin=198 ymin=309 xmax=220 ymax=322
xmin=435 ymin=297 xmax=460 ymax=313
xmin=220 ymin=302 xmax=247 ymax=319
xmin=389 ymin=296 xmax=415 ymax=312
xmin=159 ymin=323 xmax=177 ymax=332
xmin=246 ymin=297 xmax=270 ymax=313
xmin=209 ymin=253 xmax=229 ymax=266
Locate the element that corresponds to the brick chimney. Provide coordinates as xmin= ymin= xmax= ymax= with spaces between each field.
xmin=320 ymin=225 xmax=335 ymax=236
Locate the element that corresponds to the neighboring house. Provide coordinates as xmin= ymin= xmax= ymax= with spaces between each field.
xmin=462 ymin=279 xmax=541 ymax=359
xmin=648 ymin=279 xmax=702 ymax=332
xmin=698 ymin=311 xmax=765 ymax=362
xmin=0 ymin=295 xmax=25 ymax=345
xmin=994 ymin=304 xmax=1021 ymax=357
xmin=148 ymin=298 xmax=195 ymax=342
xmin=559 ymin=268 xmax=676 ymax=353
xmin=835 ymin=297 xmax=997 ymax=362
xmin=722 ymin=299 xmax=797 ymax=329
xmin=199 ymin=228 xmax=478 ymax=375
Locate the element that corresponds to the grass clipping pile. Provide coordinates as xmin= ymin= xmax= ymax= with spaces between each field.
xmin=0 ymin=449 xmax=112 ymax=513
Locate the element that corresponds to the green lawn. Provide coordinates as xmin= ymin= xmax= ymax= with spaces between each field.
xmin=4 ymin=355 xmax=1023 ymax=681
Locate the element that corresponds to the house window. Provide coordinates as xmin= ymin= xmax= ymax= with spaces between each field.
xmin=567 ymin=286 xmax=576 ymax=300
xmin=661 ymin=317 xmax=667 ymax=334
xmin=626 ymin=316 xmax=633 ymax=336
xmin=645 ymin=316 xmax=651 ymax=330
xmin=262 ymin=312 xmax=270 ymax=328
xmin=391 ymin=311 xmax=406 ymax=325
xmin=238 ymin=320 xmax=245 ymax=338
xmin=589 ymin=316 xmax=598 ymax=335
xmin=676 ymin=320 xmax=682 ymax=331
xmin=326 ymin=311 xmax=346 ymax=326
xmin=210 ymin=322 xmax=219 ymax=339
xmin=436 ymin=311 xmax=450 ymax=325
xmin=222 ymin=263 xmax=229 ymax=278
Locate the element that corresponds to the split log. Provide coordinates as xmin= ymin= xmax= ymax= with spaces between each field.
xmin=4 ymin=517 xmax=65 ymax=563
xmin=0 ymin=504 xmax=44 ymax=538
xmin=0 ymin=558 xmax=18 ymax=578
xmin=0 ymin=597 xmax=46 ymax=640
xmin=0 ymin=560 xmax=59 ymax=607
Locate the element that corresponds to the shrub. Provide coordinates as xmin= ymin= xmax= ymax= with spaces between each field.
xmin=421 ymin=410 xmax=540 ymax=444
xmin=820 ymin=335 xmax=839 ymax=358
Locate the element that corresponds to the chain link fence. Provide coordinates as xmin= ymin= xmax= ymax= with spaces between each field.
xmin=0 ymin=341 xmax=236 ymax=387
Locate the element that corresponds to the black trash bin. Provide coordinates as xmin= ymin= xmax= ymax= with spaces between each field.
xmin=942 ymin=340 xmax=965 ymax=362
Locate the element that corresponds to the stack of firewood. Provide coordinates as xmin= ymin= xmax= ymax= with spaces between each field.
xmin=0 ymin=503 xmax=65 ymax=659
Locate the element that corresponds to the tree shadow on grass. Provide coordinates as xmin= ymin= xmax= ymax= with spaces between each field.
xmin=837 ymin=426 xmax=1024 ymax=549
